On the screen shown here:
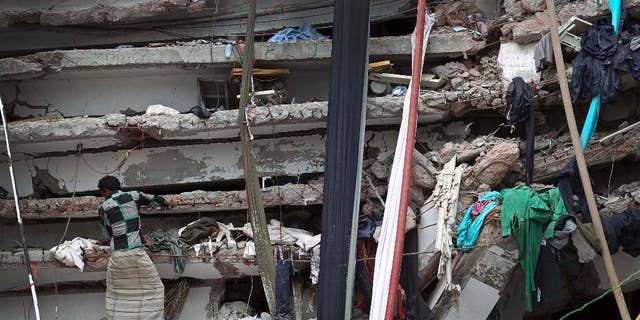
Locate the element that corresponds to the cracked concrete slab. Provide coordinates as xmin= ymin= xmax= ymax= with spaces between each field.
xmin=0 ymin=34 xmax=485 ymax=81
xmin=0 ymin=130 xmax=401 ymax=197
xmin=0 ymin=243 xmax=293 ymax=291
xmin=0 ymin=0 xmax=207 ymax=28
xmin=0 ymin=77 xmax=531 ymax=155
xmin=0 ymin=183 xmax=323 ymax=219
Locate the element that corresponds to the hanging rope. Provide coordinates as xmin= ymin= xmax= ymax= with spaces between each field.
xmin=79 ymin=144 xmax=140 ymax=175
xmin=164 ymin=278 xmax=191 ymax=320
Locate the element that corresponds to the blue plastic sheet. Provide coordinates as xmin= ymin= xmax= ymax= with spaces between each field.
xmin=579 ymin=0 xmax=621 ymax=148
xmin=456 ymin=191 xmax=500 ymax=251
xmin=267 ymin=23 xmax=327 ymax=43
xmin=391 ymin=86 xmax=407 ymax=96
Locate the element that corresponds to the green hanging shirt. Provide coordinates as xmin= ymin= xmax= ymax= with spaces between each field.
xmin=500 ymin=185 xmax=567 ymax=312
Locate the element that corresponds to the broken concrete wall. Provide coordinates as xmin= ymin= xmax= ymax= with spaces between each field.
xmin=0 ymin=128 xmax=437 ymax=197
xmin=0 ymin=133 xmax=331 ymax=196
xmin=2 ymin=68 xmax=209 ymax=118
xmin=1 ymin=65 xmax=332 ymax=118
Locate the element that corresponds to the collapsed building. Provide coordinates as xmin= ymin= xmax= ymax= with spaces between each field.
xmin=0 ymin=0 xmax=639 ymax=319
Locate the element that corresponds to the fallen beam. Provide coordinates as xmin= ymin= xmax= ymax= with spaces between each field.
xmin=532 ymin=128 xmax=640 ymax=181
xmin=0 ymin=183 xmax=323 ymax=220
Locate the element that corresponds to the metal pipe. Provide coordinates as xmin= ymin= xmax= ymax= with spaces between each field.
xmin=0 ymin=98 xmax=41 ymax=320
xmin=385 ymin=0 xmax=427 ymax=318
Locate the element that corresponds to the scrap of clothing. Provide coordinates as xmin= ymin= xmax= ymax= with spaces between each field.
xmin=49 ymin=237 xmax=104 ymax=271
xmin=505 ymin=77 xmax=535 ymax=185
xmin=457 ymin=191 xmax=500 ymax=251
xmin=500 ymin=185 xmax=568 ymax=312
xmin=267 ymin=23 xmax=327 ymax=43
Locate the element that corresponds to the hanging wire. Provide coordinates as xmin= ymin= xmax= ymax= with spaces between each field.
xmin=53 ymin=145 xmax=81 ymax=320
xmin=606 ymin=149 xmax=617 ymax=198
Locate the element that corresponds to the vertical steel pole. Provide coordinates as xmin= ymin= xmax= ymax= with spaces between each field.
xmin=0 ymin=98 xmax=41 ymax=320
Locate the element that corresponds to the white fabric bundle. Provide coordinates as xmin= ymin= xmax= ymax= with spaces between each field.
xmin=240 ymin=219 xmax=313 ymax=245
xmin=49 ymin=237 xmax=100 ymax=271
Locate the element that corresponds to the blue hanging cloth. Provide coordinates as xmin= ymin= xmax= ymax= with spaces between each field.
xmin=579 ymin=0 xmax=621 ymax=149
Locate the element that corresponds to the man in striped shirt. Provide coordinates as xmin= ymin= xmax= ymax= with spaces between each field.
xmin=97 ymin=175 xmax=169 ymax=320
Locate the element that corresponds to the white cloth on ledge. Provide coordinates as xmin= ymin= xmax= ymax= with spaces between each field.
xmin=49 ymin=237 xmax=103 ymax=271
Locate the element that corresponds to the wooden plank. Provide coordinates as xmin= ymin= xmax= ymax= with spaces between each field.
xmin=232 ymin=68 xmax=290 ymax=76
xmin=368 ymin=60 xmax=393 ymax=72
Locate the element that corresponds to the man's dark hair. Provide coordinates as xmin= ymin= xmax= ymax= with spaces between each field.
xmin=98 ymin=176 xmax=121 ymax=192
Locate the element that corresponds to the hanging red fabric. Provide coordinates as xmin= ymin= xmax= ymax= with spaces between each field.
xmin=384 ymin=0 xmax=427 ymax=318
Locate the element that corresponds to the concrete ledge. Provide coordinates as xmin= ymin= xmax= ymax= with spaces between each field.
xmin=0 ymin=183 xmax=323 ymax=219
xmin=0 ymin=34 xmax=486 ymax=80
xmin=2 ymin=95 xmax=447 ymax=154
xmin=2 ymin=80 xmax=530 ymax=155
xmin=0 ymin=244 xmax=308 ymax=291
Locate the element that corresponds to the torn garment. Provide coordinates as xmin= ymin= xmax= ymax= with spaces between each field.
xmin=548 ymin=216 xmax=577 ymax=250
xmin=500 ymin=185 xmax=568 ymax=311
xmin=557 ymin=159 xmax=591 ymax=222
xmin=575 ymin=0 xmax=623 ymax=147
xmin=49 ymin=237 xmax=101 ymax=271
xmin=534 ymin=33 xmax=554 ymax=71
xmin=572 ymin=227 xmax=597 ymax=263
xmin=181 ymin=105 xmax=220 ymax=119
xmin=570 ymin=20 xmax=621 ymax=104
xmin=147 ymin=229 xmax=188 ymax=276
xmin=429 ymin=157 xmax=466 ymax=288
xmin=400 ymin=230 xmax=433 ymax=320
xmin=179 ymin=217 xmax=220 ymax=245
xmin=602 ymin=208 xmax=640 ymax=256
xmin=456 ymin=191 xmax=500 ymax=251
xmin=532 ymin=242 xmax=563 ymax=312
xmin=276 ymin=260 xmax=294 ymax=320
xmin=240 ymin=219 xmax=313 ymax=245
xmin=267 ymin=23 xmax=327 ymax=43
xmin=505 ymin=77 xmax=535 ymax=185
